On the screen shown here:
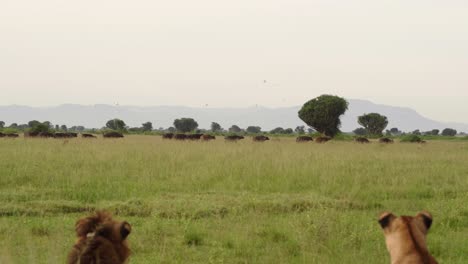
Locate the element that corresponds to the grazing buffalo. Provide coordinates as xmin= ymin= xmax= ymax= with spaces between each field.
xmin=201 ymin=134 xmax=216 ymax=141
xmin=355 ymin=137 xmax=370 ymax=143
xmin=253 ymin=135 xmax=269 ymax=142
xmin=103 ymin=132 xmax=124 ymax=138
xmin=67 ymin=132 xmax=78 ymax=138
xmin=162 ymin=133 xmax=174 ymax=139
xmin=82 ymin=133 xmax=97 ymax=138
xmin=39 ymin=132 xmax=55 ymax=138
xmin=6 ymin=133 xmax=19 ymax=138
xmin=0 ymin=132 xmax=5 ymax=138
xmin=174 ymin=134 xmax=187 ymax=140
xmin=225 ymin=135 xmax=244 ymax=141
xmin=379 ymin=137 xmax=394 ymax=144
xmin=315 ymin=136 xmax=331 ymax=143
xmin=24 ymin=131 xmax=39 ymax=137
xmin=296 ymin=136 xmax=313 ymax=142
xmin=54 ymin=132 xmax=71 ymax=138
xmin=186 ymin=134 xmax=203 ymax=140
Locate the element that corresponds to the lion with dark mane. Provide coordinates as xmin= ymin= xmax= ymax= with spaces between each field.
xmin=67 ymin=211 xmax=131 ymax=264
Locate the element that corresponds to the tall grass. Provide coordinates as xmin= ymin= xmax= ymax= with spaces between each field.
xmin=0 ymin=136 xmax=467 ymax=263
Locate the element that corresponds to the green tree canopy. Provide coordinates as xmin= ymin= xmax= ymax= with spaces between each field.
xmin=298 ymin=95 xmax=348 ymax=137
xmin=0 ymin=121 xmax=4 ymax=128
xmin=228 ymin=125 xmax=242 ymax=133
xmin=357 ymin=113 xmax=388 ymax=136
xmin=294 ymin=126 xmax=305 ymax=134
xmin=270 ymin=127 xmax=285 ymax=134
xmin=353 ymin=127 xmax=368 ymax=136
xmin=246 ymin=126 xmax=261 ymax=134
xmin=141 ymin=122 xmax=153 ymax=131
xmin=28 ymin=120 xmax=41 ymax=128
xmin=211 ymin=122 xmax=222 ymax=132
xmin=174 ymin=118 xmax=198 ymax=133
xmin=106 ymin=119 xmax=127 ymax=131
xmin=441 ymin=128 xmax=457 ymax=136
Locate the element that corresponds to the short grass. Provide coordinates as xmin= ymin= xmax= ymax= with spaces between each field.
xmin=0 ymin=136 xmax=467 ymax=263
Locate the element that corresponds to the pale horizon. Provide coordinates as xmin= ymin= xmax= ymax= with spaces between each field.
xmin=1 ymin=0 xmax=467 ymax=123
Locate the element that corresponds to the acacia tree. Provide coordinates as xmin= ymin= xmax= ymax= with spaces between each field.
xmin=353 ymin=127 xmax=368 ymax=136
xmin=0 ymin=121 xmax=4 ymax=128
xmin=211 ymin=122 xmax=222 ymax=132
xmin=246 ymin=126 xmax=261 ymax=134
xmin=141 ymin=122 xmax=153 ymax=131
xmin=357 ymin=113 xmax=388 ymax=136
xmin=174 ymin=118 xmax=198 ymax=133
xmin=441 ymin=128 xmax=457 ymax=136
xmin=295 ymin=126 xmax=305 ymax=134
xmin=106 ymin=119 xmax=126 ymax=131
xmin=228 ymin=125 xmax=242 ymax=133
xmin=298 ymin=95 xmax=348 ymax=137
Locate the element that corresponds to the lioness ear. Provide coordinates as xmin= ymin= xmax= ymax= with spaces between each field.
xmin=378 ymin=212 xmax=396 ymax=229
xmin=417 ymin=211 xmax=433 ymax=230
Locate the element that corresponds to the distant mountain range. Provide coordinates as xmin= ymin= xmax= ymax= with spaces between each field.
xmin=0 ymin=99 xmax=467 ymax=132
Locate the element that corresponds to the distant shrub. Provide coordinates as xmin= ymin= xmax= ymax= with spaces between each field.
xmin=400 ymin=134 xmax=422 ymax=143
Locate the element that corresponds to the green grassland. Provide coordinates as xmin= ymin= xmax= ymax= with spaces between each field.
xmin=0 ymin=136 xmax=467 ymax=263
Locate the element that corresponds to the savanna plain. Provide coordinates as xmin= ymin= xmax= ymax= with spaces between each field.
xmin=0 ymin=136 xmax=467 ymax=263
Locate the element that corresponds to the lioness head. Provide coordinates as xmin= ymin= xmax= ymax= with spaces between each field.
xmin=378 ymin=211 xmax=437 ymax=264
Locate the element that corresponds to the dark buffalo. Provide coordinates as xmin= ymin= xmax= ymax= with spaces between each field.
xmin=67 ymin=132 xmax=78 ymax=137
xmin=0 ymin=132 xmax=5 ymax=138
xmin=225 ymin=135 xmax=244 ymax=141
xmin=54 ymin=132 xmax=71 ymax=138
xmin=39 ymin=132 xmax=55 ymax=138
xmin=315 ymin=136 xmax=331 ymax=143
xmin=6 ymin=133 xmax=19 ymax=138
xmin=82 ymin=133 xmax=97 ymax=138
xmin=24 ymin=131 xmax=39 ymax=137
xmin=174 ymin=134 xmax=187 ymax=140
xmin=162 ymin=133 xmax=174 ymax=139
xmin=253 ymin=135 xmax=269 ymax=142
xmin=296 ymin=136 xmax=313 ymax=142
xmin=379 ymin=137 xmax=394 ymax=144
xmin=355 ymin=137 xmax=370 ymax=143
xmin=186 ymin=134 xmax=203 ymax=140
xmin=103 ymin=132 xmax=124 ymax=138
xmin=201 ymin=134 xmax=216 ymax=141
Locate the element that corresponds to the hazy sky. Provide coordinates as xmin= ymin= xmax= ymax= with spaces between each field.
xmin=1 ymin=0 xmax=467 ymax=123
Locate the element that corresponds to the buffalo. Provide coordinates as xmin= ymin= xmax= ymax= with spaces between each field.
xmin=253 ymin=135 xmax=269 ymax=142
xmin=162 ymin=133 xmax=174 ymax=139
xmin=82 ymin=133 xmax=97 ymax=138
xmin=103 ymin=132 xmax=124 ymax=138
xmin=6 ymin=133 xmax=19 ymax=138
xmin=186 ymin=134 xmax=203 ymax=140
xmin=355 ymin=137 xmax=370 ymax=143
xmin=201 ymin=134 xmax=216 ymax=141
xmin=379 ymin=137 xmax=394 ymax=144
xmin=174 ymin=134 xmax=187 ymax=140
xmin=315 ymin=136 xmax=331 ymax=143
xmin=0 ymin=132 xmax=4 ymax=138
xmin=54 ymin=132 xmax=71 ymax=138
xmin=24 ymin=131 xmax=39 ymax=137
xmin=39 ymin=132 xmax=55 ymax=138
xmin=296 ymin=136 xmax=313 ymax=142
xmin=225 ymin=135 xmax=244 ymax=141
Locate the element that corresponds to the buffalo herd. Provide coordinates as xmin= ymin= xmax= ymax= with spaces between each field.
xmin=0 ymin=131 xmax=419 ymax=144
